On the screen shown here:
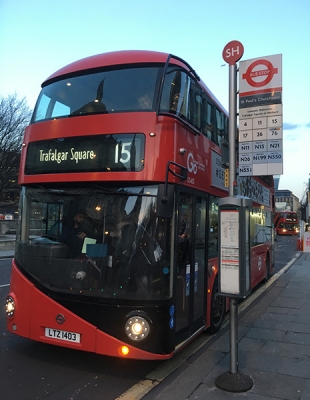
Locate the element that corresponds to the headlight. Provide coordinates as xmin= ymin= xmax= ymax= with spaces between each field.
xmin=6 ymin=296 xmax=15 ymax=318
xmin=125 ymin=315 xmax=150 ymax=341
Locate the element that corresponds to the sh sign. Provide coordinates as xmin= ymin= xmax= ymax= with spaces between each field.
xmin=222 ymin=40 xmax=244 ymax=65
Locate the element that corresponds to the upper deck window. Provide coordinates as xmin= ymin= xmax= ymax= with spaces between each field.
xmin=158 ymin=66 xmax=228 ymax=145
xmin=159 ymin=67 xmax=202 ymax=131
xmin=31 ymin=65 xmax=162 ymax=123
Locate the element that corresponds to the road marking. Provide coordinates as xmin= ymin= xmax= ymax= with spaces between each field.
xmin=116 ymin=252 xmax=301 ymax=400
xmin=0 ymin=284 xmax=10 ymax=288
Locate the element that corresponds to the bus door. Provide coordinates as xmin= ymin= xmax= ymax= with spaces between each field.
xmin=175 ymin=193 xmax=207 ymax=339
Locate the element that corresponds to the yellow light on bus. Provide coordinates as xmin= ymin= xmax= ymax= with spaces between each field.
xmin=119 ymin=346 xmax=130 ymax=356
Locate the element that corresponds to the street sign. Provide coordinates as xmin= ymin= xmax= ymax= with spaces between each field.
xmin=242 ymin=59 xmax=279 ymax=88
xmin=239 ymin=54 xmax=282 ymax=108
xmin=222 ymin=40 xmax=244 ymax=65
xmin=238 ymin=54 xmax=283 ymax=176
xmin=239 ymin=104 xmax=282 ymax=120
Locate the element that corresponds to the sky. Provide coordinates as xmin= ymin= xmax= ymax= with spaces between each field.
xmin=1 ymin=0 xmax=309 ymax=201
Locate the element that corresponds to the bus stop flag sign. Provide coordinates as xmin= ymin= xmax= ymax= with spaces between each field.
xmin=222 ymin=40 xmax=244 ymax=65
xmin=239 ymin=54 xmax=282 ymax=106
xmin=238 ymin=54 xmax=283 ymax=176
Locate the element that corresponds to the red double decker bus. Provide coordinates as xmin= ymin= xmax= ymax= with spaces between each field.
xmin=6 ymin=51 xmax=275 ymax=360
xmin=274 ymin=211 xmax=299 ymax=236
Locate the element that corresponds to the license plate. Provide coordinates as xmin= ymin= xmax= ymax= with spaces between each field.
xmin=45 ymin=327 xmax=81 ymax=343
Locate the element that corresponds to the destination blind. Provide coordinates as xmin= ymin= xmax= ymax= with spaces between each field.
xmin=25 ymin=133 xmax=145 ymax=174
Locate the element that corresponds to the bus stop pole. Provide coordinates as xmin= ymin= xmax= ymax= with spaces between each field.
xmin=228 ymin=63 xmax=238 ymax=375
xmin=216 ymin=42 xmax=253 ymax=392
xmin=228 ymin=64 xmax=237 ymax=199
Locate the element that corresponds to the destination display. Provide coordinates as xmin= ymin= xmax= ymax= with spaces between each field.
xmin=25 ymin=133 xmax=145 ymax=174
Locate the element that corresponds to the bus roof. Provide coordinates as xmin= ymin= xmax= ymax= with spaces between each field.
xmin=45 ymin=50 xmax=184 ymax=83
xmin=43 ymin=49 xmax=228 ymax=116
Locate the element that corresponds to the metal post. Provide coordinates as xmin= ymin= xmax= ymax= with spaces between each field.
xmin=216 ymin=41 xmax=253 ymax=392
xmin=228 ymin=63 xmax=239 ymax=375
xmin=228 ymin=64 xmax=237 ymax=198
xmin=230 ymin=298 xmax=238 ymax=374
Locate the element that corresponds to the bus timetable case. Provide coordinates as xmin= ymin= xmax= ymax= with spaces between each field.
xmin=218 ymin=196 xmax=252 ymax=298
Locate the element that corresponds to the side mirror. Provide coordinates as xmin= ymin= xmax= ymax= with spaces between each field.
xmin=157 ymin=184 xmax=174 ymax=218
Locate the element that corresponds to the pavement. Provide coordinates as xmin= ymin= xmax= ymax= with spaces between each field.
xmin=143 ymin=250 xmax=310 ymax=400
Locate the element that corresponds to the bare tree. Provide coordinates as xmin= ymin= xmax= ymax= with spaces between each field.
xmin=0 ymin=93 xmax=32 ymax=202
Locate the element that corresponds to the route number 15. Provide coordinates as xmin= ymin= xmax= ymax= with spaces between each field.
xmin=115 ymin=142 xmax=131 ymax=163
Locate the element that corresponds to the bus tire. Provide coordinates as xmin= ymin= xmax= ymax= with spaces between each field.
xmin=208 ymin=277 xmax=225 ymax=334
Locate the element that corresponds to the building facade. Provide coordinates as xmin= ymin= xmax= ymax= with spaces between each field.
xmin=275 ymin=189 xmax=300 ymax=215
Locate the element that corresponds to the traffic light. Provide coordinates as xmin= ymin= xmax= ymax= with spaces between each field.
xmin=224 ymin=169 xmax=229 ymax=187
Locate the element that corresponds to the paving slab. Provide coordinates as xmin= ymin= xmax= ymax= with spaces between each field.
xmin=143 ymin=251 xmax=310 ymax=400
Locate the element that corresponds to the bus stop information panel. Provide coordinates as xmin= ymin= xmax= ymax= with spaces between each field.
xmin=218 ymin=196 xmax=252 ymax=298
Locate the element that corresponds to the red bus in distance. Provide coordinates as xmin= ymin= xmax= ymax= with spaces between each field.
xmin=6 ymin=50 xmax=275 ymax=360
xmin=274 ymin=211 xmax=299 ymax=236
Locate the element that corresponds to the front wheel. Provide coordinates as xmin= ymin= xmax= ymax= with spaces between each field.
xmin=208 ymin=278 xmax=225 ymax=334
